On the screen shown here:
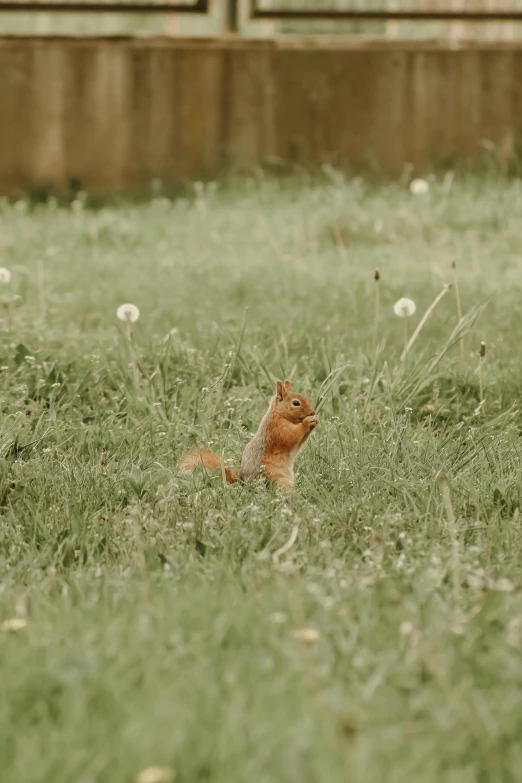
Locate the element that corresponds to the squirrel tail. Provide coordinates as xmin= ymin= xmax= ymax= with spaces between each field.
xmin=179 ymin=449 xmax=240 ymax=484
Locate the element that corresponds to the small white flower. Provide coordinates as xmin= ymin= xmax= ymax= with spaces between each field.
xmin=410 ymin=178 xmax=430 ymax=196
xmin=399 ymin=620 xmax=414 ymax=636
xmin=291 ymin=628 xmax=320 ymax=643
xmin=116 ymin=303 xmax=140 ymax=323
xmin=135 ymin=767 xmax=176 ymax=783
xmin=494 ymin=578 xmax=514 ymax=593
xmin=0 ymin=267 xmax=11 ymax=284
xmin=393 ymin=298 xmax=416 ymax=318
xmin=2 ymin=617 xmax=27 ymax=632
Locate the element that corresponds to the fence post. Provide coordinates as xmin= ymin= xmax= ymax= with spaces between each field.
xmin=226 ymin=0 xmax=238 ymax=32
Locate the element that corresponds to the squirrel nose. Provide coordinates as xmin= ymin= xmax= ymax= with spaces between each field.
xmin=310 ymin=409 xmax=316 ymax=416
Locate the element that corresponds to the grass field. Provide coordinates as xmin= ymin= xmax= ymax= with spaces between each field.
xmin=1 ymin=175 xmax=522 ymax=783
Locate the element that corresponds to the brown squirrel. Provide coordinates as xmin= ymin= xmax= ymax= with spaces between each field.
xmin=180 ymin=379 xmax=318 ymax=489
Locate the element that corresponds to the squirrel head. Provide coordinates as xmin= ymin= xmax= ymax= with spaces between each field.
xmin=273 ymin=379 xmax=316 ymax=423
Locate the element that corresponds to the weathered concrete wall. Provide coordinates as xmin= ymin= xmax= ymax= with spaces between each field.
xmin=1 ymin=36 xmax=522 ymax=194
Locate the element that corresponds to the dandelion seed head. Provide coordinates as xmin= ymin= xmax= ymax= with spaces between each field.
xmin=135 ymin=767 xmax=176 ymax=783
xmin=393 ymin=298 xmax=416 ymax=318
xmin=116 ymin=303 xmax=140 ymax=324
xmin=410 ymin=178 xmax=430 ymax=196
xmin=0 ymin=267 xmax=11 ymax=284
xmin=2 ymin=617 xmax=27 ymax=632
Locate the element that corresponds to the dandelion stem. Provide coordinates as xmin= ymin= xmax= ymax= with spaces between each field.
xmin=126 ymin=321 xmax=140 ymax=389
xmin=478 ymin=341 xmax=486 ymax=408
xmin=403 ymin=318 xmax=408 ymax=360
xmin=400 ymin=284 xmax=451 ymax=362
xmin=373 ymin=268 xmax=380 ymax=352
xmin=38 ymin=258 xmax=46 ymax=324
xmin=452 ymin=261 xmax=464 ymax=364
xmin=89 ymin=218 xmax=99 ymax=262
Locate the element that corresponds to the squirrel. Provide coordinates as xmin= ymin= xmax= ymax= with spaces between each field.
xmin=179 ymin=379 xmax=318 ymax=490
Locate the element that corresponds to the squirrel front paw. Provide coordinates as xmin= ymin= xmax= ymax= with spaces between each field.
xmin=303 ymin=414 xmax=319 ymax=430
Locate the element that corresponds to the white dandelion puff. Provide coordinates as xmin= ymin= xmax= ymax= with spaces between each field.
xmin=393 ymin=298 xmax=416 ymax=318
xmin=410 ymin=178 xmax=430 ymax=196
xmin=2 ymin=617 xmax=27 ymax=632
xmin=135 ymin=766 xmax=176 ymax=783
xmin=116 ymin=303 xmax=140 ymax=324
xmin=117 ymin=304 xmax=140 ymax=387
xmin=0 ymin=267 xmax=11 ymax=284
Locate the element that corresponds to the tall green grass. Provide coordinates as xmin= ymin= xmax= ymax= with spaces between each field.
xmin=1 ymin=175 xmax=522 ymax=783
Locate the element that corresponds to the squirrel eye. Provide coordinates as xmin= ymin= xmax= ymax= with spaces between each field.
xmin=292 ymin=399 xmax=301 ymax=407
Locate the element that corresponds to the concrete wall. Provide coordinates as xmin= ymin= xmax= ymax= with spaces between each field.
xmin=1 ymin=36 xmax=522 ymax=194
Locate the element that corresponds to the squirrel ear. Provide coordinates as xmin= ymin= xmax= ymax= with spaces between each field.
xmin=283 ymin=379 xmax=293 ymax=394
xmin=276 ymin=380 xmax=284 ymax=400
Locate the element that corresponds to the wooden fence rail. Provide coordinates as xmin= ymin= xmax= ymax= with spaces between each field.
xmin=1 ymin=36 xmax=522 ymax=194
